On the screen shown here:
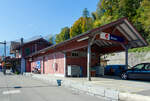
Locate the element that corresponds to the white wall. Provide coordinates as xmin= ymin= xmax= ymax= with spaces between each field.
xmin=106 ymin=52 xmax=150 ymax=67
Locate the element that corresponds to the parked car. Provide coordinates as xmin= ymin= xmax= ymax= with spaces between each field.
xmin=105 ymin=65 xmax=126 ymax=76
xmin=121 ymin=63 xmax=150 ymax=80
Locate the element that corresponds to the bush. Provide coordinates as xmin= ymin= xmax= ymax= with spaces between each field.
xmin=15 ymin=71 xmax=20 ymax=75
xmin=129 ymin=45 xmax=150 ymax=53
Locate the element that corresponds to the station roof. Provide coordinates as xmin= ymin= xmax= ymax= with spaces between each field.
xmin=26 ymin=17 xmax=148 ymax=58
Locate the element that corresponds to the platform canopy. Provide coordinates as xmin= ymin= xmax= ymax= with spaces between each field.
xmin=26 ymin=17 xmax=148 ymax=58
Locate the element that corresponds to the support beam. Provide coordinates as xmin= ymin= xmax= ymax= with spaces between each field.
xmin=125 ymin=46 xmax=129 ymax=70
xmin=87 ymin=39 xmax=91 ymax=81
xmin=111 ymin=26 xmax=117 ymax=35
xmin=64 ymin=52 xmax=66 ymax=77
xmin=120 ymin=44 xmax=130 ymax=70
xmin=90 ymin=34 xmax=96 ymax=45
xmin=42 ymin=57 xmax=45 ymax=74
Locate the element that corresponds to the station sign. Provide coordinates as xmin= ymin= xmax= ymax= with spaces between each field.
xmin=100 ymin=32 xmax=124 ymax=42
xmin=100 ymin=32 xmax=110 ymax=40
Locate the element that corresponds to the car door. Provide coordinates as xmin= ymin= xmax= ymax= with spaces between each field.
xmin=128 ymin=64 xmax=144 ymax=79
xmin=140 ymin=64 xmax=150 ymax=80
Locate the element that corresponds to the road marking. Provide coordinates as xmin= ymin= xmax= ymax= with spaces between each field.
xmin=2 ymin=90 xmax=21 ymax=95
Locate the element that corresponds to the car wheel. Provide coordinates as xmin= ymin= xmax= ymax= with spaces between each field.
xmin=121 ymin=72 xmax=128 ymax=80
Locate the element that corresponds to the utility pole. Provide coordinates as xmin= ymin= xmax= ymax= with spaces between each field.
xmin=0 ymin=41 xmax=7 ymax=60
xmin=21 ymin=38 xmax=23 ymax=58
xmin=0 ymin=41 xmax=7 ymax=74
xmin=4 ymin=41 xmax=6 ymax=59
xmin=21 ymin=38 xmax=25 ymax=74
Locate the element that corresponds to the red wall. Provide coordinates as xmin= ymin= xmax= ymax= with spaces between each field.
xmin=27 ymin=45 xmax=99 ymax=77
xmin=44 ymin=52 xmax=64 ymax=74
xmin=29 ymin=52 xmax=65 ymax=76
xmin=26 ymin=60 xmax=31 ymax=72
xmin=66 ymin=51 xmax=99 ymax=77
xmin=22 ymin=41 xmax=49 ymax=58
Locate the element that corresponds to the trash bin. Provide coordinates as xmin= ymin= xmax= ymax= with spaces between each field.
xmin=91 ymin=70 xmax=96 ymax=77
xmin=57 ymin=79 xmax=62 ymax=86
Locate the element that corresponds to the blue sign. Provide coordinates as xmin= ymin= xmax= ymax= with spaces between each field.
xmin=36 ymin=61 xmax=41 ymax=69
xmin=110 ymin=35 xmax=124 ymax=42
xmin=100 ymin=32 xmax=124 ymax=42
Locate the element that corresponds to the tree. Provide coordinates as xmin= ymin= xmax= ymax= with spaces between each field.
xmin=70 ymin=17 xmax=93 ymax=38
xmin=83 ymin=8 xmax=90 ymax=18
xmin=93 ymin=0 xmax=120 ymax=28
xmin=118 ymin=0 xmax=143 ymax=21
xmin=70 ymin=8 xmax=93 ymax=38
xmin=93 ymin=0 xmax=148 ymax=30
xmin=55 ymin=34 xmax=62 ymax=44
xmin=70 ymin=18 xmax=83 ymax=38
xmin=55 ymin=27 xmax=70 ymax=44
xmin=134 ymin=0 xmax=150 ymax=42
xmin=49 ymin=35 xmax=55 ymax=45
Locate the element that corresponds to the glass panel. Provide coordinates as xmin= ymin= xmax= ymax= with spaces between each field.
xmin=134 ymin=64 xmax=144 ymax=69
xmin=25 ymin=48 xmax=30 ymax=56
xmin=145 ymin=64 xmax=150 ymax=70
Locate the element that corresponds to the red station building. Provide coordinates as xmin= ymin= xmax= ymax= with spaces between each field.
xmin=25 ymin=18 xmax=148 ymax=80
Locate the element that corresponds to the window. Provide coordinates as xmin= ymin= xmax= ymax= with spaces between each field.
xmin=71 ymin=52 xmax=79 ymax=57
xmin=32 ymin=45 xmax=35 ymax=53
xmin=133 ymin=64 xmax=144 ymax=70
xmin=25 ymin=48 xmax=30 ymax=56
xmin=144 ymin=64 xmax=150 ymax=70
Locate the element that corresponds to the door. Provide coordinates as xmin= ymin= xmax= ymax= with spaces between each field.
xmin=140 ymin=64 xmax=150 ymax=80
xmin=128 ymin=64 xmax=144 ymax=79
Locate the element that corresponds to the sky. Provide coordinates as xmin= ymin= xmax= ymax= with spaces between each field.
xmin=0 ymin=0 xmax=99 ymax=42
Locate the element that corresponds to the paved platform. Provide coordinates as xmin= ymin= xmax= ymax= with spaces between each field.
xmin=67 ymin=76 xmax=150 ymax=95
xmin=25 ymin=73 xmax=150 ymax=101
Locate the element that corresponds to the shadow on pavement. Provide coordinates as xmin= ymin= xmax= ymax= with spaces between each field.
xmin=0 ymin=85 xmax=57 ymax=89
xmin=92 ymin=75 xmax=150 ymax=83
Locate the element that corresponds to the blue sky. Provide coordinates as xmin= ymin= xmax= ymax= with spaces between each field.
xmin=0 ymin=0 xmax=99 ymax=42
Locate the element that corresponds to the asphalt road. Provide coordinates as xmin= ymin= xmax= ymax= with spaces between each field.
xmin=0 ymin=72 xmax=104 ymax=101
